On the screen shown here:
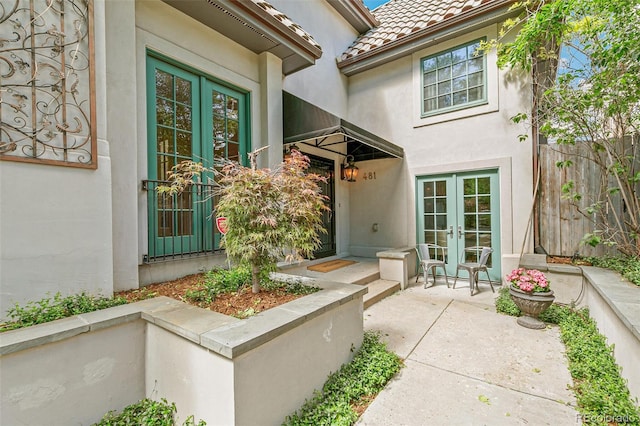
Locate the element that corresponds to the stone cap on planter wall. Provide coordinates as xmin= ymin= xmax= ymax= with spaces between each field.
xmin=581 ymin=266 xmax=640 ymax=342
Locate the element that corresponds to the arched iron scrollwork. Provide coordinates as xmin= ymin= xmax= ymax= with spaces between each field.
xmin=0 ymin=0 xmax=96 ymax=168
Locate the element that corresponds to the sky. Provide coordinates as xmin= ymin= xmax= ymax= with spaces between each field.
xmin=363 ymin=0 xmax=389 ymax=11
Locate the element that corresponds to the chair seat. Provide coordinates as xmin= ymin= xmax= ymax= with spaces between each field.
xmin=415 ymin=244 xmax=449 ymax=288
xmin=422 ymin=260 xmax=445 ymax=267
xmin=457 ymin=262 xmax=481 ymax=269
xmin=453 ymin=247 xmax=495 ymax=296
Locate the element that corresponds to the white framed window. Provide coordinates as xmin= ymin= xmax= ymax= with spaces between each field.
xmin=421 ymin=38 xmax=487 ymax=116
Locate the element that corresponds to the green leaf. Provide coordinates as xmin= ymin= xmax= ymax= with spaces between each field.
xmin=478 ymin=395 xmax=491 ymax=405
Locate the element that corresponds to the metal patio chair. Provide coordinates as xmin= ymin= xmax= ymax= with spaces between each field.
xmin=415 ymin=243 xmax=449 ymax=288
xmin=453 ymin=246 xmax=494 ymax=295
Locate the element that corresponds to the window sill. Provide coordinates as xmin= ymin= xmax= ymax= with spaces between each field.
xmin=414 ymin=101 xmax=498 ymax=128
xmin=421 ymin=99 xmax=488 ymax=119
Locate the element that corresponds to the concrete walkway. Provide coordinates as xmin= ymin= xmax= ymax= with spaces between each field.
xmin=358 ymin=279 xmax=579 ymax=426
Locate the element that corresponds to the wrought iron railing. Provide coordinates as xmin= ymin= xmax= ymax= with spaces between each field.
xmin=142 ymin=180 xmax=219 ymax=262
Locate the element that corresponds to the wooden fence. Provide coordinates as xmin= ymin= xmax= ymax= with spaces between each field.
xmin=537 ymin=138 xmax=638 ymax=257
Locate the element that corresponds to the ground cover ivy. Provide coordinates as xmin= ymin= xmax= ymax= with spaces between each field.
xmin=560 ymin=311 xmax=640 ymax=424
xmin=184 ymin=266 xmax=319 ymax=307
xmin=94 ymin=398 xmax=205 ymax=425
xmin=0 ymin=292 xmax=128 ymax=332
xmin=586 ymin=256 xmax=640 ymax=286
xmin=495 ymin=290 xmax=640 ymax=424
xmin=283 ymin=331 xmax=402 ymax=426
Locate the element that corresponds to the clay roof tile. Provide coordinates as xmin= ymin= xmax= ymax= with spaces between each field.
xmin=340 ymin=0 xmax=504 ymax=63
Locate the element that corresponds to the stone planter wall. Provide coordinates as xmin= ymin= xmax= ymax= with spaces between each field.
xmin=0 ymin=276 xmax=366 ymax=425
xmin=581 ymin=267 xmax=640 ymax=402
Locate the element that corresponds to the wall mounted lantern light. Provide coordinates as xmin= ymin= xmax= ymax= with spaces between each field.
xmin=284 ymin=144 xmax=300 ymax=161
xmin=340 ymin=154 xmax=359 ymax=182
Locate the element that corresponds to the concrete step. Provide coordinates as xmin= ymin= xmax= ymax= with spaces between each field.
xmin=279 ymin=257 xmax=380 ymax=286
xmin=363 ymin=279 xmax=400 ymax=309
xmin=351 ymin=271 xmax=380 ymax=286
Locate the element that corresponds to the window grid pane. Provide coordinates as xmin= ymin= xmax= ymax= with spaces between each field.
xmin=422 ymin=39 xmax=485 ymax=114
xmin=212 ymin=91 xmax=241 ymax=160
xmin=422 ymin=180 xmax=449 ymax=254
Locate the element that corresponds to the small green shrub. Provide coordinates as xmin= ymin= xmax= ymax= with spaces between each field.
xmin=1 ymin=292 xmax=128 ymax=332
xmin=282 ymin=280 xmax=320 ymax=296
xmin=94 ymin=398 xmax=205 ymax=426
xmin=537 ymin=303 xmax=571 ymax=324
xmin=185 ymin=267 xmax=319 ymax=309
xmin=261 ymin=277 xmax=320 ymax=296
xmin=233 ymin=307 xmax=256 ymax=319
xmin=495 ymin=287 xmax=522 ymax=317
xmin=586 ymin=256 xmax=640 ymax=286
xmin=183 ymin=288 xmax=215 ymax=306
xmin=283 ymin=331 xmax=402 ymax=426
xmin=203 ymin=266 xmax=253 ymax=294
xmin=183 ymin=266 xmax=253 ymax=306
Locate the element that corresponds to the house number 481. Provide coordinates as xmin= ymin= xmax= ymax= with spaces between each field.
xmin=363 ymin=171 xmax=376 ymax=180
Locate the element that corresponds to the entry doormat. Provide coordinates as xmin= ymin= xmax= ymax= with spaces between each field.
xmin=307 ymin=259 xmax=357 ymax=273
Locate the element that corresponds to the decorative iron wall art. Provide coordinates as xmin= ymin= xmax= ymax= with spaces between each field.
xmin=0 ymin=0 xmax=96 ymax=168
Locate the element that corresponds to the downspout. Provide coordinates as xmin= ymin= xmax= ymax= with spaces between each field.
xmin=531 ymin=60 xmax=541 ymax=251
xmin=531 ymin=50 xmax=559 ymax=255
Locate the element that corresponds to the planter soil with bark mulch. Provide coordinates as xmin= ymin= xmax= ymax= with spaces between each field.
xmin=116 ymin=273 xmax=303 ymax=318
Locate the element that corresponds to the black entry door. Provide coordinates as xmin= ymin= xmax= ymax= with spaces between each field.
xmin=307 ymin=155 xmax=336 ymax=258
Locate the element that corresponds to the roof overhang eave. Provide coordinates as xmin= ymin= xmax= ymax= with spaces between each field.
xmin=326 ymin=0 xmax=379 ymax=33
xmin=338 ymin=0 xmax=518 ymax=76
xmin=230 ymin=1 xmax=323 ymax=60
xmin=162 ymin=0 xmax=322 ymax=75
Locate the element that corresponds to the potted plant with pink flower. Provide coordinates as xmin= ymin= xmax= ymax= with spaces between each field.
xmin=506 ymin=268 xmax=555 ymax=329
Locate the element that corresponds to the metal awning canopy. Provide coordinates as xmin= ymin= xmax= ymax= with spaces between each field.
xmin=283 ymin=92 xmax=404 ymax=162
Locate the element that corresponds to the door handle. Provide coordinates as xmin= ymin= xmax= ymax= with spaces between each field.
xmin=458 ymin=226 xmax=464 ymax=238
xmin=447 ymin=225 xmax=454 ymax=238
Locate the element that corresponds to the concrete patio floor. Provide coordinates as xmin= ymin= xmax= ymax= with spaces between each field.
xmin=281 ymin=256 xmax=579 ymax=424
xmin=358 ymin=279 xmax=579 ymax=426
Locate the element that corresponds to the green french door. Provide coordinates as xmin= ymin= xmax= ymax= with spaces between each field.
xmin=146 ymin=55 xmax=248 ymax=259
xmin=416 ymin=170 xmax=501 ymax=280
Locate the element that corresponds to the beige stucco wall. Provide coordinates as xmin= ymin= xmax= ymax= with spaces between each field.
xmin=106 ymin=0 xmax=139 ymax=292
xmin=349 ymin=158 xmax=407 ymax=257
xmin=346 ymin=24 xmax=534 ymax=275
xmin=584 ymin=283 xmax=640 ymax=402
xmin=276 ymin=0 xmax=365 ymax=259
xmin=276 ymin=0 xmax=356 ymax=117
xmin=234 ymin=298 xmax=364 ymax=425
xmin=0 ymin=0 xmax=114 ymax=319
xmin=0 ymin=320 xmax=146 ymax=425
xmin=145 ymin=324 xmax=236 ymax=425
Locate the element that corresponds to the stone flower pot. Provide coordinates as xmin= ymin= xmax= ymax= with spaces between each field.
xmin=509 ymin=286 xmax=555 ymax=329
